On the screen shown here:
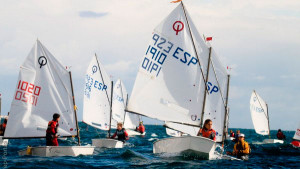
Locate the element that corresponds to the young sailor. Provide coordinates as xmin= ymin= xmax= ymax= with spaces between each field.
xmin=197 ymin=119 xmax=216 ymax=141
xmin=276 ymin=129 xmax=286 ymax=140
xmin=0 ymin=118 xmax=7 ymax=136
xmin=136 ymin=121 xmax=145 ymax=134
xmin=111 ymin=122 xmax=129 ymax=142
xmin=229 ymin=130 xmax=235 ymax=138
xmin=233 ymin=130 xmax=240 ymax=143
xmin=227 ymin=133 xmax=250 ymax=160
xmin=46 ymin=113 xmax=60 ymax=146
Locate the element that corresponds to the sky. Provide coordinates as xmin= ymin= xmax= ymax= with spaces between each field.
xmin=0 ymin=0 xmax=299 ymax=131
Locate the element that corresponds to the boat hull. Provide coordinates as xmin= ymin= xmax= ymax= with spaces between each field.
xmin=127 ymin=129 xmax=146 ymax=136
xmin=263 ymin=139 xmax=284 ymax=144
xmin=18 ymin=146 xmax=95 ymax=157
xmin=0 ymin=136 xmax=8 ymax=146
xmin=153 ymin=136 xmax=216 ymax=160
xmin=92 ymin=139 xmax=123 ymax=148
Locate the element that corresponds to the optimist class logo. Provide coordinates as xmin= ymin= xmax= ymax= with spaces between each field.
xmin=38 ymin=56 xmax=47 ymax=68
xmin=173 ymin=21 xmax=184 ymax=35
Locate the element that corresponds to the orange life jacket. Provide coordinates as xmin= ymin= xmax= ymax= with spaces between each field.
xmin=201 ymin=128 xmax=216 ymax=141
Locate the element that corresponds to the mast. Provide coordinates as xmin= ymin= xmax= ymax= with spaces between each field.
xmin=180 ymin=1 xmax=210 ymax=127
xmin=200 ymin=47 xmax=212 ymax=128
xmin=222 ymin=74 xmax=231 ymax=144
xmin=123 ymin=94 xmax=129 ymax=125
xmin=69 ymin=71 xmax=81 ymax=146
xmin=266 ymin=103 xmax=270 ymax=138
xmin=94 ymin=54 xmax=113 ymax=135
xmin=108 ymin=81 xmax=113 ymax=137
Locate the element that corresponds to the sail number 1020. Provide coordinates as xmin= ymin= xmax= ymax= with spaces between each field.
xmin=14 ymin=80 xmax=41 ymax=106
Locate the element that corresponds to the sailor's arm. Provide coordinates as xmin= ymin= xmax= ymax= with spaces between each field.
xmin=239 ymin=143 xmax=250 ymax=154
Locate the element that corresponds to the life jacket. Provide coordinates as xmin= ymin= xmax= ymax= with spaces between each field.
xmin=115 ymin=128 xmax=126 ymax=141
xmin=277 ymin=132 xmax=285 ymax=140
xmin=138 ymin=125 xmax=145 ymax=133
xmin=230 ymin=132 xmax=235 ymax=137
xmin=234 ymin=140 xmax=250 ymax=157
xmin=46 ymin=120 xmax=59 ymax=136
xmin=201 ymin=128 xmax=216 ymax=141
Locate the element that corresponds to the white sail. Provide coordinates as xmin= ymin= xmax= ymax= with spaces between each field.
xmin=293 ymin=122 xmax=300 ymax=141
xmin=83 ymin=55 xmax=112 ymax=130
xmin=4 ymin=40 xmax=77 ymax=138
xmin=111 ymin=79 xmax=127 ymax=128
xmin=202 ymin=49 xmax=229 ymax=142
xmin=127 ymin=4 xmax=209 ymax=126
xmin=250 ymin=91 xmax=269 ymax=135
xmin=166 ymin=128 xmax=182 ymax=137
xmin=124 ymin=112 xmax=140 ymax=129
xmin=165 ymin=48 xmax=229 ymax=142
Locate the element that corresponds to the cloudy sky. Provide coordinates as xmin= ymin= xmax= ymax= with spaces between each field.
xmin=0 ymin=0 xmax=299 ymax=131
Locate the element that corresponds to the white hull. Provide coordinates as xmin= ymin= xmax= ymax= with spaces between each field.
xmin=226 ymin=135 xmax=234 ymax=141
xmin=127 ymin=129 xmax=146 ymax=136
xmin=263 ymin=139 xmax=284 ymax=144
xmin=153 ymin=136 xmax=216 ymax=160
xmin=18 ymin=146 xmax=95 ymax=157
xmin=92 ymin=139 xmax=124 ymax=148
xmin=0 ymin=136 xmax=8 ymax=146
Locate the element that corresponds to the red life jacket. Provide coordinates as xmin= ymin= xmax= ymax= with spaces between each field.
xmin=277 ymin=132 xmax=285 ymax=140
xmin=201 ymin=128 xmax=216 ymax=141
xmin=46 ymin=120 xmax=58 ymax=135
xmin=230 ymin=132 xmax=235 ymax=137
xmin=138 ymin=125 xmax=145 ymax=133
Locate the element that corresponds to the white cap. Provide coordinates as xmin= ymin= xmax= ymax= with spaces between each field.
xmin=239 ymin=133 xmax=245 ymax=137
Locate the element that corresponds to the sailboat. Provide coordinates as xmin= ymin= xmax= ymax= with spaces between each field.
xmin=113 ymin=80 xmax=144 ymax=136
xmin=250 ymin=90 xmax=284 ymax=144
xmin=291 ymin=122 xmax=300 ymax=148
xmin=83 ymin=54 xmax=123 ymax=148
xmin=3 ymin=40 xmax=95 ymax=156
xmin=126 ymin=2 xmax=231 ymax=160
xmin=164 ymin=47 xmax=230 ymax=143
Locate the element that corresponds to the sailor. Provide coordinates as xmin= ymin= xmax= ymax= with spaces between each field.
xmin=46 ymin=113 xmax=60 ymax=146
xmin=229 ymin=130 xmax=235 ymax=138
xmin=0 ymin=118 xmax=7 ymax=136
xmin=276 ymin=129 xmax=286 ymax=140
xmin=136 ymin=121 xmax=145 ymax=134
xmin=227 ymin=133 xmax=250 ymax=160
xmin=233 ymin=130 xmax=240 ymax=143
xmin=111 ymin=122 xmax=129 ymax=142
xmin=197 ymin=119 xmax=216 ymax=141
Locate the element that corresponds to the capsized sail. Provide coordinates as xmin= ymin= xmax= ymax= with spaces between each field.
xmin=127 ymin=3 xmax=209 ymax=126
xmin=293 ymin=122 xmax=300 ymax=141
xmin=250 ymin=91 xmax=269 ymax=135
xmin=4 ymin=40 xmax=77 ymax=138
xmin=83 ymin=55 xmax=112 ymax=130
xmin=202 ymin=48 xmax=229 ymax=142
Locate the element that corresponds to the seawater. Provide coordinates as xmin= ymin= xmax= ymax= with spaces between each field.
xmin=1 ymin=123 xmax=299 ymax=169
